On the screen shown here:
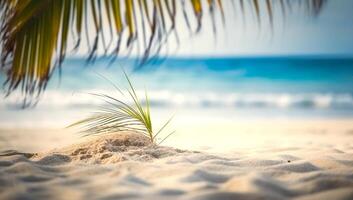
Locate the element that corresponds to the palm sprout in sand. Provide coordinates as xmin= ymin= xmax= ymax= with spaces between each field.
xmin=0 ymin=0 xmax=326 ymax=105
xmin=68 ymin=72 xmax=174 ymax=145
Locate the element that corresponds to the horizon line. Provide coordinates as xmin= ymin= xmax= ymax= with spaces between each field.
xmin=65 ymin=54 xmax=353 ymax=60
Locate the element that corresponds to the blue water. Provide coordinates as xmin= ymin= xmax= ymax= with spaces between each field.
xmin=198 ymin=57 xmax=353 ymax=93
xmin=158 ymin=57 xmax=352 ymax=93
xmin=48 ymin=56 xmax=353 ymax=93
xmin=1 ymin=56 xmax=353 ymax=126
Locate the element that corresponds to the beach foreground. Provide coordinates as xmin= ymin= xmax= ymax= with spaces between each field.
xmin=1 ymin=121 xmax=353 ymax=200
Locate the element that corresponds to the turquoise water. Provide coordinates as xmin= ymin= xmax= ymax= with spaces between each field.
xmin=1 ymin=56 xmax=353 ymax=127
xmin=50 ymin=56 xmax=353 ymax=93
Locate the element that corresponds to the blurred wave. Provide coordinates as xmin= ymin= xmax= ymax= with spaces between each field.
xmin=2 ymin=90 xmax=353 ymax=110
xmin=1 ymin=56 xmax=353 ymax=128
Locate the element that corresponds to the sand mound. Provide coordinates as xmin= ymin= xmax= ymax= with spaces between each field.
xmin=32 ymin=132 xmax=190 ymax=165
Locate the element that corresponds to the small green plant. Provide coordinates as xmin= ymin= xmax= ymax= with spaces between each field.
xmin=68 ymin=71 xmax=174 ymax=145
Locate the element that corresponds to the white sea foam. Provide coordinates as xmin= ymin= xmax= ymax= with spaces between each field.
xmin=1 ymin=90 xmax=353 ymax=110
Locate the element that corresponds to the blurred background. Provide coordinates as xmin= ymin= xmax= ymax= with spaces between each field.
xmin=1 ymin=0 xmax=353 ymax=152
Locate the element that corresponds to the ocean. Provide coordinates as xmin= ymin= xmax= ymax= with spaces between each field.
xmin=1 ymin=56 xmax=353 ymax=128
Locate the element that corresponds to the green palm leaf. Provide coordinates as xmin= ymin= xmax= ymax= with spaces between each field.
xmin=0 ymin=0 xmax=326 ymax=105
xmin=67 ymin=72 xmax=174 ymax=145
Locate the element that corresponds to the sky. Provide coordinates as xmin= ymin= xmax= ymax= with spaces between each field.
xmin=71 ymin=0 xmax=353 ymax=57
xmin=172 ymin=0 xmax=353 ymax=56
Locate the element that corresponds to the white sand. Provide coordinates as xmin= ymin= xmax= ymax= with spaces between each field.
xmin=1 ymin=120 xmax=353 ymax=200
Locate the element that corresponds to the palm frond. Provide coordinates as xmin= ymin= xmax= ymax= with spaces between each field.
xmin=0 ymin=0 xmax=327 ymax=105
xmin=67 ymin=72 xmax=174 ymax=145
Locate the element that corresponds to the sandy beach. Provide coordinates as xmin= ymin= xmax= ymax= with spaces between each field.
xmin=1 ymin=0 xmax=353 ymax=199
xmin=1 ymin=119 xmax=353 ymax=200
